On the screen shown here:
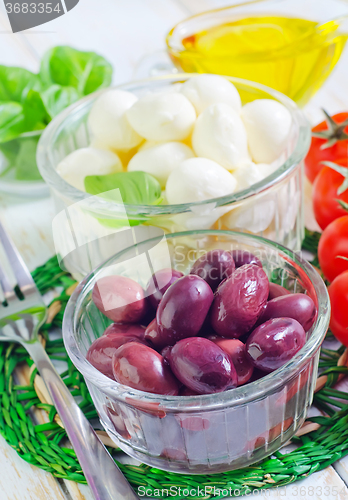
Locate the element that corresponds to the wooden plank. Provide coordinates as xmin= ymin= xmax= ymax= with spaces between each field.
xmin=9 ymin=0 xmax=188 ymax=84
xmin=0 ymin=3 xmax=40 ymax=69
xmin=0 ymin=436 xmax=67 ymax=500
xmin=0 ymin=197 xmax=55 ymax=272
xmin=330 ymin=377 xmax=348 ymax=487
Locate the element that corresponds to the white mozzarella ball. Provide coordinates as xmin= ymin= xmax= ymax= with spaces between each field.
xmin=138 ymin=140 xmax=161 ymax=151
xmin=126 ymin=93 xmax=196 ymax=142
xmin=222 ymin=195 xmax=276 ymax=233
xmin=88 ymin=89 xmax=143 ymax=151
xmin=56 ymin=147 xmax=122 ymax=191
xmin=166 ymin=157 xmax=237 ymax=204
xmin=181 ymin=74 xmax=242 ymax=115
xmin=128 ymin=142 xmax=194 ymax=188
xmin=192 ymin=104 xmax=250 ymax=170
xmin=234 ymin=161 xmax=277 ymax=191
xmin=241 ymin=99 xmax=292 ymax=163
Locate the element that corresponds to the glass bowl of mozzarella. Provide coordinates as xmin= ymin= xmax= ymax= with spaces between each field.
xmin=37 ymin=74 xmax=310 ymax=278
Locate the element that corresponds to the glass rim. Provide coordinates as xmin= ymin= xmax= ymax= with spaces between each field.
xmin=37 ymin=73 xmax=310 ymax=217
xmin=63 ymin=229 xmax=330 ymax=412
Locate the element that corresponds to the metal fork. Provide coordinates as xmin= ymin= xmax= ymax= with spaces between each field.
xmin=0 ymin=221 xmax=139 ymax=500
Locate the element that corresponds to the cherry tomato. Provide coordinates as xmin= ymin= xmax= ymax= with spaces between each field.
xmin=312 ymin=158 xmax=348 ymax=229
xmin=305 ymin=112 xmax=348 ymax=183
xmin=318 ymin=216 xmax=348 ymax=282
xmin=328 ymin=271 xmax=348 ymax=346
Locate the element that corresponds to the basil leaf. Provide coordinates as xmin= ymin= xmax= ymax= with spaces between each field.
xmin=0 ymin=66 xmax=41 ymax=102
xmin=0 ymin=102 xmax=26 ymax=143
xmin=13 ymin=135 xmax=41 ymax=180
xmin=40 ymin=85 xmax=80 ymax=119
xmin=22 ymin=90 xmax=49 ymax=131
xmin=84 ymin=171 xmax=162 ymax=205
xmin=40 ymin=46 xmax=113 ymax=96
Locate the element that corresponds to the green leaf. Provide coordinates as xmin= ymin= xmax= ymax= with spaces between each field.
xmin=0 ymin=135 xmax=41 ymax=181
xmin=40 ymin=85 xmax=80 ymax=119
xmin=22 ymin=90 xmax=49 ymax=131
xmin=0 ymin=66 xmax=41 ymax=102
xmin=13 ymin=136 xmax=42 ymax=180
xmin=0 ymin=102 xmax=25 ymax=143
xmin=40 ymin=46 xmax=113 ymax=96
xmin=84 ymin=171 xmax=162 ymax=205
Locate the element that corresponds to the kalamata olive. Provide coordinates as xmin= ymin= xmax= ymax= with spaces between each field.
xmin=105 ymin=404 xmax=131 ymax=440
xmin=144 ymin=318 xmax=162 ymax=348
xmin=86 ymin=333 xmax=147 ymax=378
xmin=112 ymin=342 xmax=180 ymax=395
xmin=92 ymin=275 xmax=146 ymax=323
xmin=246 ymin=368 xmax=267 ymax=383
xmin=169 ymin=337 xmax=237 ymax=394
xmin=190 ymin=249 xmax=235 ymax=291
xmin=103 ymin=323 xmax=146 ymax=339
xmin=157 ymin=275 xmax=214 ymax=347
xmin=161 ymin=448 xmax=187 ymax=461
xmin=210 ymin=338 xmax=254 ymax=385
xmin=231 ymin=250 xmax=262 ymax=268
xmin=179 ymin=386 xmax=200 ymax=396
xmin=246 ymin=318 xmax=306 ymax=373
xmin=259 ymin=293 xmax=316 ymax=331
xmin=160 ymin=345 xmax=172 ymax=364
xmin=210 ymin=264 xmax=269 ymax=338
xmin=268 ymin=282 xmax=291 ymax=300
xmin=146 ymin=268 xmax=184 ymax=309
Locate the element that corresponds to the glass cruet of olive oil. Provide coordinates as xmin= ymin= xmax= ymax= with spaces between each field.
xmin=166 ymin=0 xmax=348 ymax=106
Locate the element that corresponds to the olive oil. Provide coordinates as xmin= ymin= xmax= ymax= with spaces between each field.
xmin=167 ymin=16 xmax=347 ymax=106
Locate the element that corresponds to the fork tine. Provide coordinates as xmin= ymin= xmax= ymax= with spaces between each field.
xmin=0 ymin=259 xmax=17 ymax=304
xmin=0 ymin=220 xmax=36 ymax=298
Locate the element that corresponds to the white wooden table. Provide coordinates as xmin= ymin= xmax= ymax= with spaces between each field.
xmin=1 ymin=1 xmax=348 ymax=498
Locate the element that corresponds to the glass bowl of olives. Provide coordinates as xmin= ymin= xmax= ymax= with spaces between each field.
xmin=63 ymin=230 xmax=329 ymax=474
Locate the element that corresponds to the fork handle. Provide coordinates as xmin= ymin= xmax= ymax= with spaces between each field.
xmin=25 ymin=341 xmax=139 ymax=500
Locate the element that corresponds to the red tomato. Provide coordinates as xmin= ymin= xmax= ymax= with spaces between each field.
xmin=328 ymin=271 xmax=348 ymax=346
xmin=312 ymin=158 xmax=348 ymax=229
xmin=318 ymin=216 xmax=348 ymax=282
xmin=305 ymin=112 xmax=348 ymax=183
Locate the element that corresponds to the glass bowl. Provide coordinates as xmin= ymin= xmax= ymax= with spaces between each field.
xmin=166 ymin=0 xmax=348 ymax=106
xmin=63 ymin=230 xmax=330 ymax=474
xmin=0 ymin=130 xmax=48 ymax=198
xmin=37 ymin=74 xmax=310 ymax=278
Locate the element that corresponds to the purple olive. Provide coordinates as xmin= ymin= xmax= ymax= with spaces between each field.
xmin=246 ymin=318 xmax=306 ymax=373
xmin=179 ymin=386 xmax=200 ymax=396
xmin=246 ymin=368 xmax=267 ymax=383
xmin=86 ymin=333 xmax=147 ymax=379
xmin=146 ymin=268 xmax=184 ymax=309
xmin=259 ymin=293 xmax=316 ymax=332
xmin=169 ymin=337 xmax=237 ymax=394
xmin=112 ymin=342 xmax=180 ymax=395
xmin=157 ymin=275 xmax=214 ymax=347
xmin=103 ymin=323 xmax=146 ymax=339
xmin=231 ymin=250 xmax=262 ymax=268
xmin=145 ymin=319 xmax=179 ymax=353
xmin=160 ymin=345 xmax=172 ymax=364
xmin=210 ymin=338 xmax=254 ymax=386
xmin=210 ymin=264 xmax=269 ymax=338
xmin=144 ymin=318 xmax=162 ymax=348
xmin=92 ymin=275 xmax=146 ymax=323
xmin=105 ymin=404 xmax=131 ymax=440
xmin=190 ymin=249 xmax=235 ymax=291
xmin=268 ymin=282 xmax=291 ymax=300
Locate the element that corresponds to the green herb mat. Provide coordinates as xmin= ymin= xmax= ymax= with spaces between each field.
xmin=1 ymin=230 xmax=348 ymax=499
